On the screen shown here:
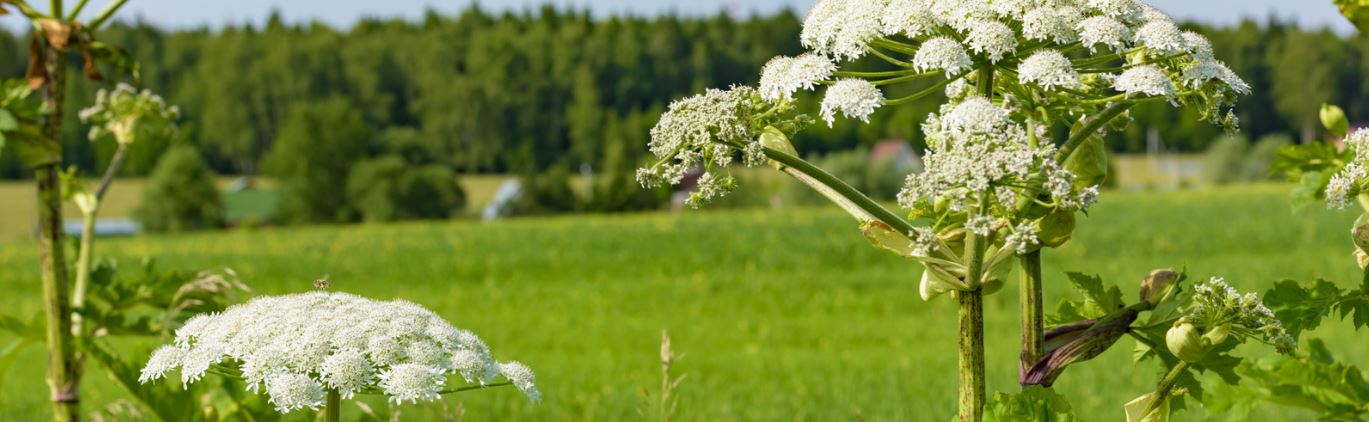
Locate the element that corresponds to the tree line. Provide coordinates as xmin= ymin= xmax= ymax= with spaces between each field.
xmin=0 ymin=6 xmax=1363 ymax=181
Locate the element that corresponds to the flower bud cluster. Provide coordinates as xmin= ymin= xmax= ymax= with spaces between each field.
xmin=79 ymin=83 xmax=181 ymax=145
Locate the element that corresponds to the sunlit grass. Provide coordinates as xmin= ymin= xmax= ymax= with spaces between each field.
xmin=0 ymin=183 xmax=1361 ymax=420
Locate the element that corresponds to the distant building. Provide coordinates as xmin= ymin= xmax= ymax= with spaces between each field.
xmin=870 ymin=139 xmax=923 ymax=173
xmin=669 ymin=168 xmax=706 ymax=211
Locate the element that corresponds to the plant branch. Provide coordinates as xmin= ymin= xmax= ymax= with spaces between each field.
xmin=1055 ymin=102 xmax=1132 ymax=162
xmin=86 ymin=0 xmax=126 ymax=30
xmin=65 ymin=0 xmax=87 ymax=20
xmin=762 ymin=146 xmax=916 ymax=234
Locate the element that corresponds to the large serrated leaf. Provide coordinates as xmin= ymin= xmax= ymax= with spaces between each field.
xmin=1049 ymin=273 xmax=1124 ymax=325
xmin=985 ymin=386 xmax=1082 ymax=422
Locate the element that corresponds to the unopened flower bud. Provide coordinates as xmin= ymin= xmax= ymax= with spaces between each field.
xmin=759 ymin=126 xmax=796 ymax=170
xmin=1356 ymin=249 xmax=1369 ymax=270
xmin=1035 ymin=208 xmax=1075 ymax=248
xmin=1138 ymin=268 xmax=1179 ymax=307
xmin=1352 ymin=213 xmax=1369 ymax=252
xmin=1063 ymin=136 xmax=1108 ymax=189
xmin=1166 ymin=319 xmax=1207 ymax=363
xmin=1322 ymin=104 xmax=1349 ymax=137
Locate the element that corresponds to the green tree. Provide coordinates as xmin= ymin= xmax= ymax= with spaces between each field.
xmin=346 ymin=155 xmax=466 ymax=222
xmin=136 ymin=145 xmax=221 ymax=231
xmin=264 ymin=98 xmax=370 ymax=223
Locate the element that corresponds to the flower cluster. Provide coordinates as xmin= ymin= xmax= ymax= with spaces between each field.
xmin=1187 ymin=277 xmax=1296 ymax=354
xmin=139 ymin=292 xmax=539 ymax=413
xmin=637 ymin=86 xmax=769 ymax=207
xmin=78 ymin=83 xmax=180 ymax=145
xmin=898 ymin=97 xmax=1092 ymax=214
xmin=790 ymin=0 xmax=1249 ymax=128
xmin=1325 ymin=129 xmax=1369 ymax=210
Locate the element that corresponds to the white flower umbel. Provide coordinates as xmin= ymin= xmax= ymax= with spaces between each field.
xmin=759 ymin=54 xmax=837 ymax=102
xmin=639 ymin=86 xmax=759 ymax=189
xmin=1182 ymin=59 xmax=1251 ymax=95
xmin=964 ymin=20 xmax=1017 ymax=63
xmin=882 ymin=0 xmax=939 ymax=38
xmin=801 ymin=0 xmax=884 ymax=61
xmin=1018 ymin=49 xmax=1079 ymax=91
xmin=1190 ymin=277 xmax=1297 ymax=354
xmin=1113 ymin=65 xmax=1177 ymax=99
xmin=1181 ymin=31 xmax=1214 ymax=60
xmin=499 ymin=362 xmax=542 ymax=402
xmin=913 ymin=36 xmax=974 ymax=77
xmin=138 ymin=292 xmax=539 ymax=413
xmin=1004 ymin=222 xmax=1040 ymax=254
xmin=820 ymin=79 xmax=884 ymax=126
xmin=79 ymin=83 xmax=180 ymax=145
xmin=1134 ymin=20 xmax=1187 ymax=53
xmin=1084 ymin=0 xmax=1142 ymax=20
xmin=900 ymin=97 xmax=1068 ymax=209
xmin=1021 ymin=7 xmax=1081 ymax=44
xmin=1076 ymin=16 xmax=1130 ymax=52
xmin=1326 ymin=161 xmax=1366 ymax=210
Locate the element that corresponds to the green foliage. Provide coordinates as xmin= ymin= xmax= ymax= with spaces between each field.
xmin=1264 ymin=274 xmax=1369 ymax=339
xmin=264 ymin=98 xmax=371 ymax=224
xmin=346 ymin=155 xmax=467 ymax=222
xmin=135 ymin=144 xmax=222 ymax=232
xmin=1337 ymin=0 xmax=1369 ymax=32
xmin=984 ymin=386 xmax=1081 ymax=422
xmin=1048 ymin=272 xmax=1125 ymax=325
xmin=1208 ymin=340 xmax=1369 ymax=421
xmin=507 ymin=165 xmax=579 ymax=216
xmin=1201 ymin=135 xmax=1250 ymax=185
xmin=3 ymin=12 xmax=1356 ymax=179
xmin=1241 ymin=134 xmax=1293 ymax=182
xmin=1274 ymin=141 xmax=1348 ymax=210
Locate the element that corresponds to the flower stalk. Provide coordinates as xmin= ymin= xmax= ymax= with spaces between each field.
xmin=325 ymin=389 xmax=341 ymax=422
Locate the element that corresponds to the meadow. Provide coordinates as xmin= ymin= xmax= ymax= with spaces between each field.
xmin=0 ymin=183 xmax=1362 ymax=420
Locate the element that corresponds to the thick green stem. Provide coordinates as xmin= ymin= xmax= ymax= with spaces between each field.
xmin=1142 ymin=361 xmax=1191 ymax=418
xmin=38 ymin=26 xmax=78 ymax=421
xmin=1018 ymin=251 xmax=1043 ymax=384
xmin=951 ymin=65 xmax=996 ymax=422
xmin=957 ymin=289 xmax=986 ymax=422
xmin=762 ymin=146 xmax=916 ymax=234
xmin=325 ymin=389 xmax=341 ymax=422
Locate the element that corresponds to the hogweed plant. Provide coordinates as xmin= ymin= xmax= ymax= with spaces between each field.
xmin=636 ymin=0 xmax=1316 ymax=420
xmin=138 ymin=291 xmax=539 ymax=421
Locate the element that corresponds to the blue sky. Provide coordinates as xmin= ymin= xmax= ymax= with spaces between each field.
xmin=50 ymin=0 xmax=1358 ymax=33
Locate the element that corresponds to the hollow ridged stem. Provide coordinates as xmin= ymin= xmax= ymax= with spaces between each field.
xmin=38 ymin=25 xmax=79 ymax=421
xmin=325 ymin=389 xmax=341 ymax=422
xmin=1018 ymin=251 xmax=1044 ymax=383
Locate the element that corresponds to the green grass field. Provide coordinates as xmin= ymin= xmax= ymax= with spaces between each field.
xmin=0 ymin=184 xmax=1364 ymax=420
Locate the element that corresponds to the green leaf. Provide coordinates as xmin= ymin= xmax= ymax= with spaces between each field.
xmin=1232 ymin=352 xmax=1369 ymax=419
xmin=1263 ymin=279 xmax=1344 ymax=340
xmin=0 ymin=109 xmax=16 ymax=132
xmin=985 ymin=386 xmax=1083 ymax=422
xmin=0 ymin=339 xmax=31 ymax=406
xmin=1049 ymin=273 xmax=1124 ymax=324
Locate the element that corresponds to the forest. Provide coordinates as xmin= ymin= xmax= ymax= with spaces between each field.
xmin=0 ymin=6 xmax=1360 ymax=180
